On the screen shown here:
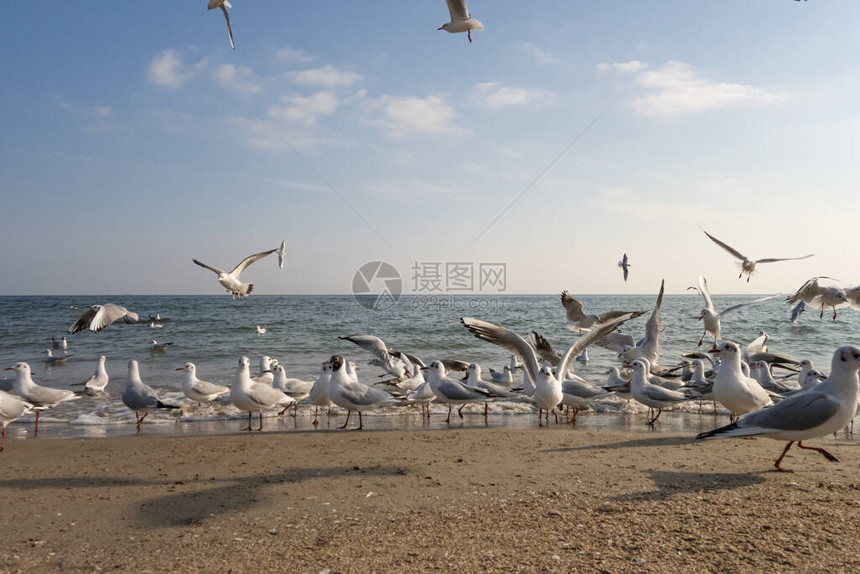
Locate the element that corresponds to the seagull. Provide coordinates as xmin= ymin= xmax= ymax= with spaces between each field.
xmin=488 ymin=365 xmax=514 ymax=385
xmin=598 ymin=280 xmax=665 ymax=367
xmin=0 ymin=390 xmax=33 ymax=452
xmin=70 ymin=356 xmax=109 ymax=395
xmin=150 ymin=322 xmax=164 ymax=329
xmin=256 ymin=325 xmax=266 ymax=335
xmin=694 ymin=276 xmax=780 ymax=347
xmin=308 ymin=363 xmax=334 ymax=426
xmin=461 ymin=313 xmax=634 ymax=426
xmin=253 ymin=356 xmax=275 ymax=384
xmin=272 ymin=364 xmax=315 ymax=415
xmin=845 ymin=286 xmax=860 ymax=311
xmin=465 ymin=363 xmax=509 ymax=415
xmin=787 ymin=277 xmax=847 ymax=320
xmin=326 ymin=355 xmax=398 ymax=430
xmin=560 ymin=291 xmax=644 ymax=331
xmin=406 ymin=380 xmax=436 ymax=419
xmin=630 ymin=358 xmax=692 ymax=425
xmin=4 ymin=362 xmax=79 ymax=432
xmin=438 ymin=0 xmax=483 ymax=43
xmin=44 ymin=349 xmax=72 ymax=366
xmin=122 ymin=360 xmax=180 ymax=430
xmin=698 ymin=345 xmax=860 ymax=472
xmin=277 ymin=240 xmax=287 ymax=270
xmin=560 ymin=374 xmax=609 ymax=424
xmin=207 ymin=0 xmax=234 ymax=50
xmin=709 ymin=341 xmax=773 ymax=422
xmin=703 ymin=230 xmax=814 ymax=282
xmin=192 ymin=248 xmax=277 ymax=300
xmin=230 ymin=356 xmax=294 ymax=431
xmin=422 ymin=360 xmax=496 ymax=423
xmin=149 ymin=340 xmax=173 ymax=351
xmin=176 ymin=362 xmax=229 ymax=406
xmin=51 ymin=336 xmax=68 ymax=350
xmin=618 ymin=253 xmax=630 ymax=282
xmin=69 ymin=303 xmax=139 ymax=334
xmin=339 ymin=334 xmax=408 ymax=380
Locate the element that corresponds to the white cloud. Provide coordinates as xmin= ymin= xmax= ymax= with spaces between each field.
xmin=600 ymin=60 xmax=787 ymax=118
xmin=471 ymin=82 xmax=554 ymax=108
xmin=519 ymin=42 xmax=558 ymax=66
xmin=596 ymin=60 xmax=648 ymax=74
xmin=59 ymin=101 xmax=114 ymax=117
xmin=368 ymin=95 xmax=467 ymax=137
xmin=277 ymin=47 xmax=315 ymax=64
xmin=228 ymin=116 xmax=336 ymax=152
xmin=214 ymin=64 xmax=263 ymax=94
xmin=268 ymin=92 xmax=339 ymax=125
xmin=289 ymin=65 xmax=362 ymax=87
xmin=147 ymin=49 xmax=205 ymax=89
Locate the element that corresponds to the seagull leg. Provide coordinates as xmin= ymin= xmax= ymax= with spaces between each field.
xmin=458 ymin=405 xmax=466 ymax=419
xmin=796 ymin=440 xmax=839 ymax=463
xmin=774 ymin=441 xmax=795 ymax=472
xmin=445 ymin=405 xmax=453 ymax=423
xmin=646 ymin=408 xmax=662 ymax=426
xmin=257 ymin=411 xmax=264 ymax=431
xmin=244 ymin=411 xmax=253 ymax=431
xmin=538 ymin=408 xmax=544 ymax=427
xmin=698 ymin=332 xmax=705 ymax=346
xmin=312 ymin=407 xmax=319 ymax=426
xmin=34 ymin=410 xmax=40 ymax=434
xmin=338 ymin=410 xmax=352 ymax=429
xmin=468 ymin=29 xmax=472 ymax=43
xmin=820 ymin=307 xmax=824 ymax=319
xmin=832 ymin=308 xmax=838 ymax=321
xmin=553 ymin=409 xmax=559 ymax=424
xmin=1 ymin=426 xmax=5 ymax=451
xmin=357 ymin=411 xmax=363 ymax=430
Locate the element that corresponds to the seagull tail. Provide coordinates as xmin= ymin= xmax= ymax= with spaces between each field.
xmin=696 ymin=421 xmax=739 ymax=440
xmin=156 ymin=401 xmax=182 ymax=410
xmin=247 ymin=284 xmax=254 ymax=295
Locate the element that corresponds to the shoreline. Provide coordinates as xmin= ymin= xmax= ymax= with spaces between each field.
xmin=2 ymin=426 xmax=859 ymax=572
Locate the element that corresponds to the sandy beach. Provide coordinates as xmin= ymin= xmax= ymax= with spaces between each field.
xmin=2 ymin=424 xmax=860 ymax=573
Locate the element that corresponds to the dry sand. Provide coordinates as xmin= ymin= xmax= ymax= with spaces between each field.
xmin=2 ymin=423 xmax=860 ymax=573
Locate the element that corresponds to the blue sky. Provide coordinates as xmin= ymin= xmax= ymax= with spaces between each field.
xmin=1 ymin=1 xmax=857 ymax=296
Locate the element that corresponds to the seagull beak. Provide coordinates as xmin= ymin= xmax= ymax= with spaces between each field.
xmin=3 ymin=367 xmax=13 ymax=371
xmin=437 ymin=25 xmax=444 ymax=30
xmin=707 ymin=348 xmax=719 ymax=353
xmin=175 ymin=367 xmax=184 ymax=371
xmin=322 ymin=361 xmax=331 ymax=366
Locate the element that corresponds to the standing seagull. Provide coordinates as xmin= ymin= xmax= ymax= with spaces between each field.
xmin=207 ymin=0 xmax=234 ymax=50
xmin=230 ymin=356 xmax=294 ymax=431
xmin=703 ymin=230 xmax=813 ymax=282
xmin=71 ymin=355 xmax=109 ymax=395
xmin=709 ymin=341 xmax=773 ymax=422
xmin=698 ymin=345 xmax=860 ymax=472
xmin=4 ymin=362 xmax=79 ymax=432
xmin=438 ymin=0 xmax=483 ymax=43
xmin=0 ymin=391 xmax=33 ymax=452
xmin=122 ymin=360 xmax=180 ymax=430
xmin=694 ymin=275 xmax=779 ymax=347
xmin=68 ymin=303 xmax=139 ymax=334
xmin=618 ymin=253 xmax=630 ymax=282
xmin=326 ymin=355 xmax=398 ymax=430
xmin=630 ymin=358 xmax=692 ymax=425
xmin=193 ymin=248 xmax=277 ymax=300
xmin=176 ymin=362 xmax=229 ymax=406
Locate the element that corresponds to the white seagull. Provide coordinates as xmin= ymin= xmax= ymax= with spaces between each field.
xmin=308 ymin=363 xmax=333 ymax=426
xmin=698 ymin=345 xmax=860 ymax=472
xmin=207 ymin=0 xmax=234 ymax=50
xmin=703 ymin=230 xmax=813 ymax=282
xmin=4 ymin=362 xmax=79 ymax=431
xmin=630 ymin=358 xmax=692 ymax=425
xmin=422 ymin=360 xmax=496 ymax=423
xmin=256 ymin=325 xmax=266 ymax=335
xmin=787 ymin=277 xmax=847 ymax=320
xmin=560 ymin=291 xmax=644 ymax=331
xmin=694 ymin=275 xmax=779 ymax=347
xmin=176 ymin=362 xmax=229 ymax=406
xmin=0 ymin=390 xmax=33 ymax=452
xmin=122 ymin=360 xmax=180 ymax=430
xmin=230 ymin=356 xmax=294 ymax=431
xmin=69 ymin=303 xmax=139 ymax=334
xmin=438 ymin=0 xmax=483 ymax=42
xmin=709 ymin=341 xmax=773 ymax=421
xmin=326 ymin=355 xmax=398 ymax=430
xmin=277 ymin=240 xmax=287 ymax=269
xmin=44 ymin=349 xmax=72 ymax=366
xmin=150 ymin=340 xmax=173 ymax=351
xmin=71 ymin=355 xmax=109 ymax=395
xmin=192 ymin=248 xmax=277 ymax=300
xmin=598 ymin=280 xmax=665 ymax=367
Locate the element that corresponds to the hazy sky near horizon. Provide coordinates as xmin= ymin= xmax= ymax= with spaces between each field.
xmin=1 ymin=1 xmax=857 ymax=297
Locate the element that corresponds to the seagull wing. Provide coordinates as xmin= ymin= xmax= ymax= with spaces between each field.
xmin=220 ymin=4 xmax=235 ymax=50
xmin=756 ymin=254 xmax=814 ymax=264
xmin=230 ymin=249 xmax=277 ymax=276
xmin=703 ymin=230 xmax=746 ymax=261
xmin=560 ymin=291 xmax=585 ymax=323
xmin=277 ymin=240 xmax=286 ymax=269
xmin=596 ymin=309 xmax=644 ymax=323
xmin=556 ymin=314 xmax=635 ymax=380
xmin=193 ymin=259 xmax=225 ymax=275
xmin=339 ymin=334 xmax=391 ymax=363
xmin=69 ymin=306 xmax=99 ymax=334
xmin=698 ymin=276 xmax=715 ymax=313
xmin=460 ymin=317 xmax=541 ymax=385
xmin=597 ymin=330 xmax=636 ymax=353
xmin=446 ymin=0 xmax=469 ymax=21
xmin=719 ymin=294 xmax=780 ymax=317
xmin=530 ymin=331 xmax=561 ymax=366
xmin=737 ymin=390 xmax=840 ymax=433
xmin=643 ymin=280 xmax=665 ymax=343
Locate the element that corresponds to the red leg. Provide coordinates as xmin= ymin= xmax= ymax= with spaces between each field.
xmin=1 ymin=426 xmax=5 ymax=451
xmin=774 ymin=441 xmax=795 ymax=472
xmin=797 ymin=440 xmax=839 ymax=462
xmin=468 ymin=29 xmax=472 ymax=43
xmin=445 ymin=405 xmax=452 ymax=423
xmin=538 ymin=408 xmax=544 ymax=427
xmin=34 ymin=410 xmax=40 ymax=435
xmin=338 ymin=410 xmax=352 ymax=429
xmin=553 ymin=409 xmax=559 ymax=424
xmin=357 ymin=411 xmax=363 ymax=430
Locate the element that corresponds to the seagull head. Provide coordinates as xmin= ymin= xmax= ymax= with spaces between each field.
xmin=329 ymin=355 xmax=345 ymax=372
xmin=4 ymin=362 xmax=30 ymax=374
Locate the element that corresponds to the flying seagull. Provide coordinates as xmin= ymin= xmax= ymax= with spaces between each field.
xmin=618 ymin=253 xmax=630 ymax=282
xmin=694 ymin=275 xmax=779 ymax=346
xmin=277 ymin=240 xmax=287 ymax=270
xmin=69 ymin=304 xmax=139 ymax=334
xmin=193 ymin=248 xmax=277 ymax=300
xmin=703 ymin=230 xmax=813 ymax=282
xmin=207 ymin=0 xmax=234 ymax=50
xmin=438 ymin=0 xmax=483 ymax=43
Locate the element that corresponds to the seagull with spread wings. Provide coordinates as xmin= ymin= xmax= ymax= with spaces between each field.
xmin=694 ymin=275 xmax=780 ymax=347
xmin=703 ymin=230 xmax=813 ymax=282
xmin=193 ymin=248 xmax=277 ymax=300
xmin=438 ymin=0 xmax=483 ymax=43
xmin=560 ymin=291 xmax=644 ymax=331
xmin=207 ymin=0 xmax=234 ymax=50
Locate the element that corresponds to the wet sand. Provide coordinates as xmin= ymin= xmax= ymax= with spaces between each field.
xmin=2 ymin=424 xmax=860 ymax=573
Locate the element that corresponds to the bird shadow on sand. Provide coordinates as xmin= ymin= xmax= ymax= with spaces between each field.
xmin=134 ymin=464 xmax=409 ymax=529
xmin=609 ymin=469 xmax=766 ymax=503
xmin=542 ymin=435 xmax=695 ymax=453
